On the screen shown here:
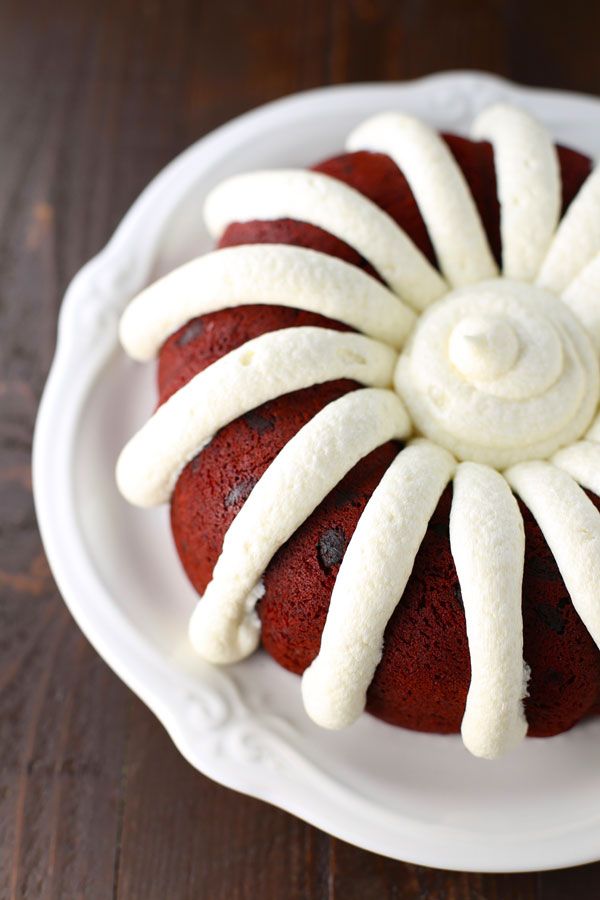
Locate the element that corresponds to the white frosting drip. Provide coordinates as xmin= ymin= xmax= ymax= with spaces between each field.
xmin=562 ymin=251 xmax=600 ymax=352
xmin=552 ymin=440 xmax=600 ymax=495
xmin=450 ymin=463 xmax=528 ymax=759
xmin=471 ymin=104 xmax=560 ymax=281
xmin=203 ymin=169 xmax=446 ymax=309
xmin=395 ymin=279 xmax=600 ymax=467
xmin=301 ymin=440 xmax=455 ymax=730
xmin=537 ymin=165 xmax=600 ymax=293
xmin=117 ymin=328 xmax=397 ymax=507
xmin=346 ymin=112 xmax=498 ymax=288
xmin=505 ymin=462 xmax=600 ymax=649
xmin=188 ymin=389 xmax=411 ymax=663
xmin=119 ymin=244 xmax=415 ymax=361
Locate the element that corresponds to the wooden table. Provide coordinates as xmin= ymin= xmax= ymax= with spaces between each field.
xmin=2 ymin=1 xmax=600 ymax=896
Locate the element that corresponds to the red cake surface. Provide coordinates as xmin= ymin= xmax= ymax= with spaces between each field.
xmin=163 ymin=134 xmax=600 ymax=738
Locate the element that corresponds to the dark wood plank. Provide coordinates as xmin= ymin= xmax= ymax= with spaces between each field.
xmin=2 ymin=0 xmax=600 ymax=897
xmin=325 ymin=841 xmax=540 ymax=900
xmin=329 ymin=0 xmax=507 ymax=83
xmin=115 ymin=699 xmax=331 ymax=900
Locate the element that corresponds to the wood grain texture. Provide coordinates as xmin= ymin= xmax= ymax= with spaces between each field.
xmin=1 ymin=0 xmax=600 ymax=896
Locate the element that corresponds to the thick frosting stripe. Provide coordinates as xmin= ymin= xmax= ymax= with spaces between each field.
xmin=552 ymin=440 xmax=600 ymax=495
xmin=119 ymin=244 xmax=415 ymax=361
xmin=562 ymin=252 xmax=600 ymax=352
xmin=471 ymin=104 xmax=560 ymax=281
xmin=301 ymin=440 xmax=455 ymax=730
xmin=188 ymin=389 xmax=412 ymax=664
xmin=450 ymin=463 xmax=528 ymax=759
xmin=505 ymin=461 xmax=600 ymax=649
xmin=203 ymin=169 xmax=446 ymax=310
xmin=537 ymin=165 xmax=600 ymax=294
xmin=116 ymin=328 xmax=398 ymax=507
xmin=346 ymin=113 xmax=498 ymax=288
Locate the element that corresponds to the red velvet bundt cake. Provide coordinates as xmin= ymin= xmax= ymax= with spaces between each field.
xmin=117 ymin=104 xmax=600 ymax=759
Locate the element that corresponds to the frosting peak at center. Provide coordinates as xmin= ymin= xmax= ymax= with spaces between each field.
xmin=449 ymin=314 xmax=520 ymax=381
xmin=395 ymin=279 xmax=599 ymax=468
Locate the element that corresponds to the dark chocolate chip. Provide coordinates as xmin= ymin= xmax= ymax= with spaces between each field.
xmin=224 ymin=476 xmax=258 ymax=509
xmin=243 ymin=409 xmax=275 ymax=434
xmin=453 ymin=581 xmax=464 ymax=609
xmin=317 ymin=527 xmax=348 ymax=570
xmin=534 ymin=602 xmax=566 ymax=635
xmin=175 ymin=318 xmax=204 ymax=346
xmin=333 ymin=483 xmax=361 ymax=508
xmin=525 ymin=555 xmax=564 ymax=582
xmin=429 ymin=520 xmax=450 ymax=538
xmin=545 ymin=668 xmax=566 ymax=687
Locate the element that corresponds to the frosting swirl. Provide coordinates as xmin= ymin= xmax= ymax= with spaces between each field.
xmin=395 ymin=278 xmax=599 ymax=468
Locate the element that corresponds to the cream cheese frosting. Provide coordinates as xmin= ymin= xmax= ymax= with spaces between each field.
xmin=116 ymin=103 xmax=600 ymax=759
xmin=586 ymin=409 xmax=600 ymax=442
xmin=346 ymin=112 xmax=498 ymax=287
xmin=562 ymin=251 xmax=600 ymax=352
xmin=204 ymin=169 xmax=446 ymax=309
xmin=119 ymin=244 xmax=415 ymax=359
xmin=471 ymin=104 xmax=560 ymax=281
xmin=188 ymin=389 xmax=411 ymax=664
xmin=505 ymin=462 xmax=600 ymax=649
xmin=301 ymin=440 xmax=455 ymax=730
xmin=117 ymin=328 xmax=398 ymax=507
xmin=450 ymin=463 xmax=528 ymax=759
xmin=551 ymin=440 xmax=600 ymax=495
xmin=394 ymin=279 xmax=599 ymax=467
xmin=537 ymin=165 xmax=600 ymax=293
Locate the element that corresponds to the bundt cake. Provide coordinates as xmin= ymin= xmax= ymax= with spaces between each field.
xmin=116 ymin=103 xmax=600 ymax=759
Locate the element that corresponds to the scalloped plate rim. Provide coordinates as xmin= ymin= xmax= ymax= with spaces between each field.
xmin=33 ymin=72 xmax=600 ymax=873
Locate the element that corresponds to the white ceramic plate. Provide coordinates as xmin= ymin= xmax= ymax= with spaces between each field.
xmin=33 ymin=72 xmax=600 ymax=873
